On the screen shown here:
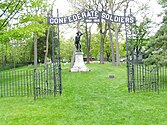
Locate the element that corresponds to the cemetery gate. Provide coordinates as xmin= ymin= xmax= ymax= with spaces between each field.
xmin=1 ymin=8 xmax=165 ymax=99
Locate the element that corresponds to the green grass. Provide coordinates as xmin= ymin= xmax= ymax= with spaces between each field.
xmin=0 ymin=63 xmax=167 ymax=125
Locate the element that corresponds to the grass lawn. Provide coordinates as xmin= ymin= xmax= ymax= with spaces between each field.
xmin=0 ymin=63 xmax=167 ymax=125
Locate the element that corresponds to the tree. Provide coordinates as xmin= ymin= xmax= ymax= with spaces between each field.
xmin=144 ymin=1 xmax=167 ymax=66
xmin=108 ymin=23 xmax=116 ymax=65
xmin=144 ymin=14 xmax=167 ymax=65
xmin=128 ymin=17 xmax=151 ymax=63
xmin=0 ymin=0 xmax=54 ymax=68
xmin=61 ymin=38 xmax=74 ymax=62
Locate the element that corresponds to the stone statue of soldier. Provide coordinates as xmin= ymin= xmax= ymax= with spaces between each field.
xmin=75 ymin=31 xmax=83 ymax=52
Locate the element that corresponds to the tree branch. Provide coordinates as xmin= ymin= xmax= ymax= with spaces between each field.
xmin=0 ymin=0 xmax=25 ymax=29
xmin=0 ymin=1 xmax=13 ymax=18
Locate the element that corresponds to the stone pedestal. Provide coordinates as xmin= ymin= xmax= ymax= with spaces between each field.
xmin=70 ymin=52 xmax=90 ymax=72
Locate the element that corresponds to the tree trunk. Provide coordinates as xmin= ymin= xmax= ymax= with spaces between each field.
xmin=44 ymin=27 xmax=50 ymax=69
xmin=100 ymin=36 xmax=105 ymax=64
xmin=1 ymin=47 xmax=5 ymax=67
xmin=70 ymin=47 xmax=76 ymax=69
xmin=99 ymin=20 xmax=108 ymax=64
xmin=106 ymin=51 xmax=110 ymax=62
xmin=86 ymin=23 xmax=92 ymax=64
xmin=108 ymin=23 xmax=116 ymax=66
xmin=34 ymin=34 xmax=38 ymax=70
xmin=88 ymin=25 xmax=92 ymax=63
xmin=115 ymin=24 xmax=121 ymax=66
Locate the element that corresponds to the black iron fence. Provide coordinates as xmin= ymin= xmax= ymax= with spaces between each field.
xmin=134 ymin=64 xmax=167 ymax=92
xmin=0 ymin=65 xmax=61 ymax=99
xmin=34 ymin=65 xmax=58 ymax=99
xmin=0 ymin=69 xmax=34 ymax=97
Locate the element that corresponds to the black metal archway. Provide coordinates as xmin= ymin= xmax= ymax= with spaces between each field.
xmin=48 ymin=9 xmax=136 ymax=94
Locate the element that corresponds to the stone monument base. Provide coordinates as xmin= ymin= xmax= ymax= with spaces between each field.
xmin=70 ymin=52 xmax=90 ymax=72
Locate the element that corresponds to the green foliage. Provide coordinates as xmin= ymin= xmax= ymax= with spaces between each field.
xmin=60 ymin=38 xmax=74 ymax=62
xmin=159 ymin=0 xmax=167 ymax=5
xmin=0 ymin=0 xmax=53 ymax=66
xmin=86 ymin=33 xmax=100 ymax=60
xmin=144 ymin=10 xmax=167 ymax=66
xmin=78 ymin=31 xmax=127 ymax=61
xmin=129 ymin=17 xmax=151 ymax=57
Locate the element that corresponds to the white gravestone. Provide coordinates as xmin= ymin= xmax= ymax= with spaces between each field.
xmin=70 ymin=52 xmax=90 ymax=72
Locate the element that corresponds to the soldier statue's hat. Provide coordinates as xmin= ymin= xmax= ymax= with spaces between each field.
xmin=76 ymin=31 xmax=81 ymax=34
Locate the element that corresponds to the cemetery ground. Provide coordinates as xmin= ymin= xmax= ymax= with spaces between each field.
xmin=0 ymin=63 xmax=167 ymax=125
